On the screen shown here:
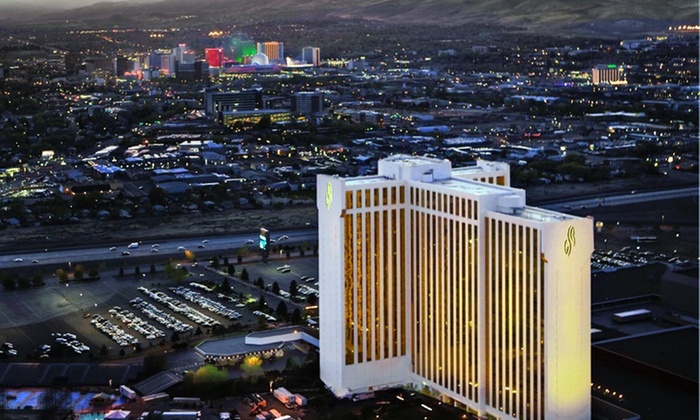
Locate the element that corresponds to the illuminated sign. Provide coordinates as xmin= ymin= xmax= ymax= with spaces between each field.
xmin=259 ymin=228 xmax=269 ymax=252
xmin=563 ymin=225 xmax=576 ymax=256
xmin=325 ymin=181 xmax=333 ymax=209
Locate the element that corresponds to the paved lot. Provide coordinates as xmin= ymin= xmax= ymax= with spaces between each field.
xmin=0 ymin=255 xmax=320 ymax=365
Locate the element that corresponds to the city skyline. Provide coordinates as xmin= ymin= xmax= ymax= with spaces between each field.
xmin=0 ymin=1 xmax=695 ymax=417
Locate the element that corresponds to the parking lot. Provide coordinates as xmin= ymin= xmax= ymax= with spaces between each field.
xmin=0 ymin=254 xmax=320 ymax=365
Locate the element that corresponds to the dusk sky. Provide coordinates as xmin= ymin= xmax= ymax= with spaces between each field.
xmin=0 ymin=0 xmax=135 ymax=8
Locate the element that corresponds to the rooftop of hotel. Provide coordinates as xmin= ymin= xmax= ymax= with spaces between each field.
xmin=432 ymin=177 xmax=513 ymax=196
xmin=380 ymin=154 xmax=448 ymax=166
xmin=515 ymin=205 xmax=576 ymax=222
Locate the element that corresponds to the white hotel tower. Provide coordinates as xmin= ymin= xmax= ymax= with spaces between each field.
xmin=317 ymin=155 xmax=592 ymax=420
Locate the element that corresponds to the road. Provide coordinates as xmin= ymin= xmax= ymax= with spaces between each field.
xmin=539 ymin=187 xmax=698 ymax=213
xmin=0 ymin=227 xmax=318 ymax=268
xmin=1 ymin=187 xmax=696 ymax=268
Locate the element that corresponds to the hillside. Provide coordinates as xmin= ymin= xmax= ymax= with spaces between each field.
xmin=2 ymin=0 xmax=697 ymax=35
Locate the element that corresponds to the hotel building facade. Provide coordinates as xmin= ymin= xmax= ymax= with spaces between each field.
xmin=317 ymin=155 xmax=592 ymax=420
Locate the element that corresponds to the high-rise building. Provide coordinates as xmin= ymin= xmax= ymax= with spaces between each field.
xmin=226 ymin=37 xmax=257 ymax=64
xmin=592 ymin=64 xmax=626 ymax=85
xmin=257 ymin=42 xmax=284 ymax=63
xmin=302 ymin=46 xmax=321 ymax=66
xmin=173 ymin=44 xmax=196 ymax=65
xmin=317 ymin=155 xmax=592 ymax=420
xmin=291 ymin=92 xmax=323 ymax=116
xmin=205 ymin=48 xmax=224 ymax=68
xmin=204 ymin=89 xmax=263 ymax=116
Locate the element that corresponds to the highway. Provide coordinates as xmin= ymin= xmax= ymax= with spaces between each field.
xmin=0 ymin=227 xmax=318 ymax=268
xmin=538 ymin=187 xmax=698 ymax=213
xmin=1 ymin=187 xmax=696 ymax=268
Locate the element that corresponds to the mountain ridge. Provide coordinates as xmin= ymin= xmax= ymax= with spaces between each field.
xmin=2 ymin=0 xmax=697 ymax=35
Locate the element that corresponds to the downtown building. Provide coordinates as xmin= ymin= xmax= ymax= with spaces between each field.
xmin=591 ymin=64 xmax=626 ymax=85
xmin=317 ymin=155 xmax=592 ymax=420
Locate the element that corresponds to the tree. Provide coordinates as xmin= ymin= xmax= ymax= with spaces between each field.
xmin=258 ymin=295 xmax=267 ymax=310
xmin=276 ymin=301 xmax=289 ymax=319
xmin=134 ymin=266 xmax=141 ymax=276
xmin=289 ymin=280 xmax=298 ymax=298
xmin=73 ymin=265 xmax=84 ymax=280
xmin=2 ymin=277 xmax=15 ymax=290
xmin=241 ymin=268 xmax=249 ymax=282
xmin=171 ymin=331 xmax=180 ymax=342
xmin=227 ymin=264 xmax=235 ymax=276
xmin=272 ymin=281 xmax=280 ymax=295
xmin=17 ymin=276 xmax=30 ymax=288
xmin=88 ymin=266 xmax=99 ymax=278
xmin=163 ymin=260 xmax=187 ymax=283
xmin=210 ymin=256 xmax=220 ymax=269
xmin=223 ymin=257 xmax=229 ymax=266
xmin=150 ymin=263 xmax=156 ymax=275
xmin=240 ymin=354 xmax=263 ymax=377
xmin=255 ymin=277 xmax=265 ymax=289
xmin=148 ymin=186 xmax=168 ymax=206
xmin=56 ymin=268 xmax=69 ymax=283
xmin=100 ymin=344 xmax=108 ymax=356
xmin=193 ymin=365 xmax=227 ymax=383
xmin=31 ymin=273 xmax=44 ymax=287
xmin=290 ymin=308 xmax=302 ymax=325
xmin=118 ymin=267 xmax=124 ymax=277
xmin=307 ymin=293 xmax=317 ymax=305
xmin=219 ymin=277 xmax=231 ymax=294
xmin=39 ymin=388 xmax=70 ymax=416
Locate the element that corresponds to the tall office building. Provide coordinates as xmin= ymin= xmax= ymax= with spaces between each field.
xmin=205 ymin=48 xmax=224 ymax=68
xmin=204 ymin=89 xmax=263 ymax=116
xmin=302 ymin=46 xmax=321 ymax=66
xmin=317 ymin=155 xmax=592 ymax=420
xmin=291 ymin=92 xmax=323 ymax=116
xmin=257 ymin=42 xmax=284 ymax=63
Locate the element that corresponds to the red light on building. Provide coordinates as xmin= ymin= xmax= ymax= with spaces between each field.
xmin=205 ymin=48 xmax=223 ymax=67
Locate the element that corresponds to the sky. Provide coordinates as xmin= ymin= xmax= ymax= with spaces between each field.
xmin=0 ymin=0 xmax=134 ymax=8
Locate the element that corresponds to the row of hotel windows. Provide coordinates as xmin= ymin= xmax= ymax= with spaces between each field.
xmin=345 ymin=186 xmax=405 ymax=209
xmin=485 ymin=217 xmax=545 ymax=420
xmin=344 ymin=185 xmax=480 ymax=221
xmin=411 ymin=211 xmax=480 ymax=402
xmin=343 ymin=209 xmax=406 ymax=365
xmin=474 ymin=175 xmax=507 ymax=186
xmin=409 ymin=187 xmax=479 ymax=220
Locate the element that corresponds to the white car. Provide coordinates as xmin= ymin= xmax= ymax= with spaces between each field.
xmin=13 ymin=258 xmax=22 ymax=263
xmin=177 ymin=246 xmax=186 ymax=251
xmin=109 ymin=247 xmax=117 ymax=251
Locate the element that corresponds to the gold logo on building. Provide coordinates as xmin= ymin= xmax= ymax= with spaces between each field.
xmin=325 ymin=181 xmax=333 ymax=209
xmin=564 ymin=225 xmax=576 ymax=256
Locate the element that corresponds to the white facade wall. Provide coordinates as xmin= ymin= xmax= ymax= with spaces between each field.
xmin=318 ymin=155 xmax=592 ymax=420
